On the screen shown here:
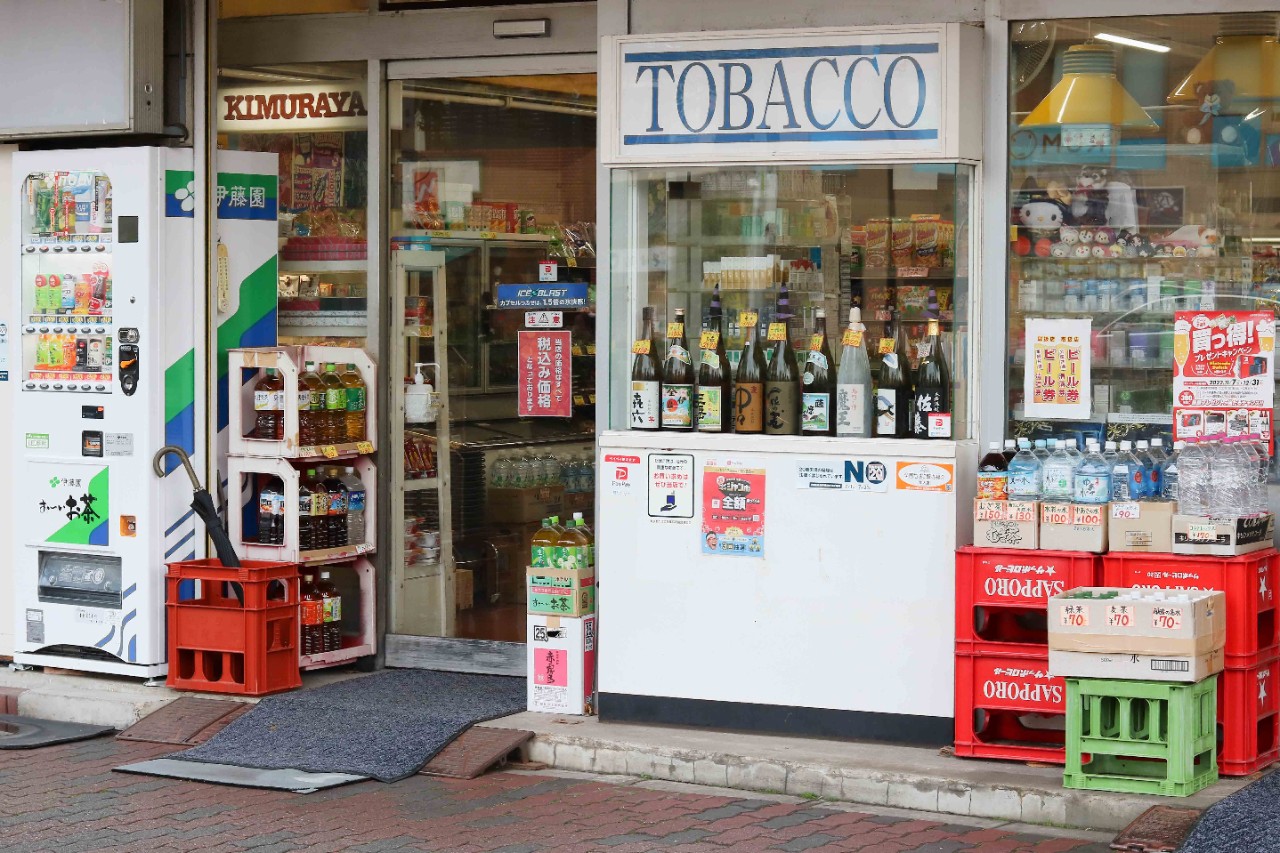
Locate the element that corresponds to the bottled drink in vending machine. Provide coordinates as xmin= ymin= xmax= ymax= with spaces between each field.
xmin=342 ymin=363 xmax=367 ymax=442
xmin=321 ymin=363 xmax=346 ymax=444
xmin=322 ymin=467 xmax=349 ymax=547
xmin=300 ymin=574 xmax=325 ymax=656
xmin=316 ymin=570 xmax=342 ymax=652
xmin=252 ymin=368 xmax=285 ymax=440
xmin=298 ymin=361 xmax=324 ymax=446
xmin=341 ymin=467 xmax=366 ymax=547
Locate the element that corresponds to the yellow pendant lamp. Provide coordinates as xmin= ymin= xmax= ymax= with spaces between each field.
xmin=1020 ymin=43 xmax=1158 ymax=129
xmin=1168 ymin=14 xmax=1280 ymax=105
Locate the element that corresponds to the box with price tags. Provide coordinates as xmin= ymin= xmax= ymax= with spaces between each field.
xmin=1108 ymin=500 xmax=1175 ymax=553
xmin=1048 ymin=587 xmax=1225 ymax=657
xmin=1040 ymin=503 xmax=1108 ymax=553
xmin=972 ymin=499 xmax=1038 ymax=549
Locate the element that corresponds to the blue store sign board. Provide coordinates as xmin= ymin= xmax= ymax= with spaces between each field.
xmin=497 ymin=283 xmax=590 ymax=309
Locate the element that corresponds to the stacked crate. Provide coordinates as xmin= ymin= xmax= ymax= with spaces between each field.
xmin=1103 ymin=549 xmax=1280 ymax=775
xmin=953 ymin=546 xmax=1101 ymax=762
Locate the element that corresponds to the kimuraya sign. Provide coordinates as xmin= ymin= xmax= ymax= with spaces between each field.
xmin=602 ymin=24 xmax=980 ymax=164
xmin=217 ymin=83 xmax=368 ymax=133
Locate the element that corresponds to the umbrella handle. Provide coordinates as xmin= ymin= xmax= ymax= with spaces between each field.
xmin=153 ymin=445 xmax=202 ymax=489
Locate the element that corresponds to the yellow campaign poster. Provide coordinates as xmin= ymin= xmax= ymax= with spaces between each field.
xmin=1023 ymin=318 xmax=1092 ymax=420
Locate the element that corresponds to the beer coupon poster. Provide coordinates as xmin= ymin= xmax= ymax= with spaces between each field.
xmin=1173 ymin=310 xmax=1274 ymax=447
xmin=701 ymin=465 xmax=765 ymax=558
xmin=1023 ymin=318 xmax=1092 ymax=420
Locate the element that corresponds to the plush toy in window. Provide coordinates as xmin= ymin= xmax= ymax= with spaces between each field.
xmin=1069 ymin=166 xmax=1110 ymax=227
xmin=1015 ymin=191 xmax=1068 ymax=257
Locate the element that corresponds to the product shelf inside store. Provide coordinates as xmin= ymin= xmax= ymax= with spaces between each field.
xmin=279 ymin=260 xmax=368 ymax=274
xmin=404 ymin=477 xmax=440 ymax=492
xmin=853 ymin=268 xmax=956 ymax=281
xmin=393 ymin=229 xmax=552 ymax=243
xmin=403 ymin=327 xmax=434 ymax=338
xmin=298 ymin=556 xmax=376 ymax=671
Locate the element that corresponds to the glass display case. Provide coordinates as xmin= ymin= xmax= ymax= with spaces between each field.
xmin=609 ymin=164 xmax=973 ymax=438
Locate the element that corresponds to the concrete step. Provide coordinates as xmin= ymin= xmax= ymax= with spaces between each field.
xmin=486 ymin=712 xmax=1250 ymax=833
xmin=0 ymin=667 xmax=180 ymax=729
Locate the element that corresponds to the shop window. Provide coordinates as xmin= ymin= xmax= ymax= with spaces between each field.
xmin=1006 ymin=13 xmax=1280 ymax=449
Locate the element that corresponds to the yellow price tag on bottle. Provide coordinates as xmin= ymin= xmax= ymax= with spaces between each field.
xmin=699 ymin=330 xmax=719 ymax=349
xmin=842 ymin=329 xmax=863 ymax=348
xmin=566 ymin=256 xmax=578 ymax=268
xmin=632 ymin=340 xmax=651 ymax=355
xmin=809 ymin=334 xmax=824 ymax=352
xmin=667 ymin=322 xmax=684 ymax=338
xmin=878 ymin=338 xmax=895 ymax=355
xmin=356 ymin=441 xmax=374 ymax=454
xmin=767 ymin=323 xmax=787 ymax=342
xmin=740 ymin=310 xmax=758 ymax=328
xmin=321 ymin=445 xmax=339 ymax=459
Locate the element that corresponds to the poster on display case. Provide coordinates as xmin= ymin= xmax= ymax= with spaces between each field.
xmin=1173 ymin=310 xmax=1275 ymax=446
xmin=701 ymin=465 xmax=765 ymax=557
xmin=517 ymin=330 xmax=572 ymax=418
xmin=1023 ymin=318 xmax=1092 ymax=420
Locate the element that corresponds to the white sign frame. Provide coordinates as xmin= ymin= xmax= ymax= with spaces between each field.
xmin=601 ymin=23 xmax=981 ymax=165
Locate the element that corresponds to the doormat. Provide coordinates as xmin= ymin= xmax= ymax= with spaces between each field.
xmin=0 ymin=715 xmax=114 ymax=749
xmin=1179 ymin=771 xmax=1280 ymax=852
xmin=176 ymin=670 xmax=526 ymax=782
xmin=419 ymin=726 xmax=533 ymax=779
xmin=118 ymin=697 xmax=251 ymax=746
xmin=1108 ymin=805 xmax=1201 ymax=852
xmin=116 ymin=758 xmax=364 ymax=793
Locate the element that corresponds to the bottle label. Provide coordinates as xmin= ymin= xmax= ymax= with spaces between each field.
xmin=667 ymin=344 xmax=691 ymax=366
xmin=1008 ymin=468 xmax=1041 ymax=496
xmin=767 ymin=323 xmax=788 ymax=342
xmin=697 ymin=386 xmax=723 ymax=432
xmin=632 ymin=339 xmax=651 ymax=355
xmin=298 ymin=389 xmax=313 ymax=410
xmin=1044 ymin=464 xmax=1072 ymax=494
xmin=273 ymin=493 xmax=286 ymax=516
xmin=881 ymin=352 xmax=899 ymax=370
xmin=327 ymin=492 xmax=347 ymax=515
xmin=345 ymin=387 xmax=366 ymax=412
xmin=347 ymin=490 xmax=366 ymax=512
xmin=1075 ymin=473 xmax=1112 ymax=502
xmin=835 ymin=384 xmax=869 ymax=436
xmin=553 ymin=546 xmax=589 ymax=571
xmin=807 ymin=351 xmax=828 ymax=370
xmin=302 ymin=600 xmax=324 ymax=627
xmin=323 ymin=596 xmax=341 ymax=623
xmin=735 ymin=382 xmax=764 ymax=431
xmin=629 ymin=380 xmax=660 ymax=428
xmin=699 ymin=330 xmax=719 ymax=350
xmin=911 ymin=392 xmax=948 ymax=438
xmin=299 ymin=493 xmax=312 ymax=514
xmin=667 ymin=322 xmax=684 ymax=338
xmin=253 ymin=390 xmax=272 ymax=411
xmin=258 ymin=493 xmax=275 ymax=514
xmin=700 ymin=349 xmax=721 ymax=368
xmin=531 ymin=544 xmax=553 ymax=569
xmin=801 ymin=392 xmax=830 ymax=433
xmin=311 ymin=492 xmax=329 ymax=516
xmin=660 ymin=383 xmax=693 ymax=428
xmin=875 ymin=389 xmax=898 ymax=435
xmin=764 ymin=382 xmax=799 ymax=434
xmin=325 ymin=388 xmax=346 ymax=411
xmin=842 ymin=329 xmax=863 ymax=348
xmin=976 ymin=472 xmax=1009 ymax=501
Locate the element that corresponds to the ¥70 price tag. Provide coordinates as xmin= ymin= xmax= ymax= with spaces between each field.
xmin=1058 ymin=605 xmax=1089 ymax=627
xmin=1106 ymin=604 xmax=1133 ymax=628
xmin=1152 ymin=607 xmax=1184 ymax=630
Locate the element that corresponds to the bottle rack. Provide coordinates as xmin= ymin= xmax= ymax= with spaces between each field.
xmin=228 ymin=345 xmax=378 ymax=460
xmin=226 ymin=345 xmax=379 ymax=672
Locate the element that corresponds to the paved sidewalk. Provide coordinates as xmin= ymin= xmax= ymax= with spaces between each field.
xmin=0 ymin=737 xmax=1116 ymax=853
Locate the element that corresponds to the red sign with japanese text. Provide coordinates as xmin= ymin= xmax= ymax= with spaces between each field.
xmin=518 ymin=330 xmax=572 ymax=418
xmin=1173 ymin=311 xmax=1274 ymax=447
xmin=700 ymin=465 xmax=766 ymax=557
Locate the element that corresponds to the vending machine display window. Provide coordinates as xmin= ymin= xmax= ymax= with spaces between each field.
xmin=609 ymin=164 xmax=973 ymax=438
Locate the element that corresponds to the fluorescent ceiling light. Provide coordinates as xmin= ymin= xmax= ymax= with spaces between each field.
xmin=1096 ymin=33 xmax=1170 ymax=53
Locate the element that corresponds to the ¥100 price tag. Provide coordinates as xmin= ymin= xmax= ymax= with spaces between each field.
xmin=1058 ymin=605 xmax=1089 ymax=627
xmin=1152 ymin=607 xmax=1184 ymax=630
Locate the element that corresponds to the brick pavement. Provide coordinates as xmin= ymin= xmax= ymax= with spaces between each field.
xmin=0 ymin=737 xmax=1114 ymax=853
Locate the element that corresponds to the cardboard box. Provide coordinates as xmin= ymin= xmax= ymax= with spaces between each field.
xmin=1173 ymin=513 xmax=1275 ymax=556
xmin=1048 ymin=587 xmax=1226 ymax=657
xmin=1108 ymin=500 xmax=1175 ymax=553
xmin=526 ymin=566 xmax=595 ymax=617
xmin=1049 ymin=647 xmax=1224 ymax=683
xmin=455 ymin=568 xmax=474 ymax=611
xmin=527 ymin=613 xmax=596 ymax=715
xmin=972 ymin=499 xmax=1039 ymax=550
xmin=1040 ymin=502 xmax=1108 ymax=553
xmin=487 ymin=486 xmax=566 ymax=525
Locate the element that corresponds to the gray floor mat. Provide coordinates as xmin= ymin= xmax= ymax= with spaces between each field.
xmin=116 ymin=758 xmax=364 ymax=793
xmin=1180 ymin=770 xmax=1280 ymax=852
xmin=0 ymin=714 xmax=114 ymax=749
xmin=177 ymin=670 xmax=526 ymax=782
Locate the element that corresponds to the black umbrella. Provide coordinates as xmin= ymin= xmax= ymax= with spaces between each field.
xmin=152 ymin=445 xmax=241 ymax=568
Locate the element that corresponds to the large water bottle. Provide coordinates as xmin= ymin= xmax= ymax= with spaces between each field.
xmin=1251 ymin=434 xmax=1272 ymax=513
xmin=1162 ymin=441 xmax=1184 ymax=503
xmin=1042 ymin=440 xmax=1077 ymax=499
xmin=1111 ymin=441 xmax=1141 ymax=501
xmin=492 ymin=454 xmax=513 ymax=488
xmin=1208 ymin=439 xmax=1244 ymax=517
xmin=1178 ymin=439 xmax=1210 ymax=515
xmin=1033 ymin=439 xmax=1051 ymax=464
xmin=1103 ymin=440 xmax=1118 ymax=467
xmin=341 ymin=467 xmax=366 ymax=546
xmin=1008 ymin=439 xmax=1043 ymax=500
xmin=1239 ymin=438 xmax=1264 ymax=514
xmin=1074 ymin=443 xmax=1112 ymax=504
xmin=1135 ymin=440 xmax=1161 ymax=498
xmin=1063 ymin=437 xmax=1084 ymax=468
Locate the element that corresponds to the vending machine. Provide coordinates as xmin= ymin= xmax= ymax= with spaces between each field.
xmin=10 ymin=147 xmax=203 ymax=678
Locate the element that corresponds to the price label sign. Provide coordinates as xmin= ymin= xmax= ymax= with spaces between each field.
xmin=1111 ymin=502 xmax=1142 ymax=520
xmin=809 ymin=334 xmax=824 ymax=351
xmin=877 ymin=338 xmax=895 ymax=355
xmin=321 ymin=445 xmax=339 ymax=459
xmin=1042 ymin=504 xmax=1071 ymax=525
xmin=1058 ymin=605 xmax=1089 ymax=627
xmin=1152 ymin=607 xmax=1184 ymax=631
xmin=1187 ymin=523 xmax=1217 ymax=543
xmin=699 ymin=330 xmax=719 ymax=349
xmin=740 ymin=310 xmax=759 ymax=328
xmin=1106 ymin=605 xmax=1133 ymax=628
xmin=356 ymin=441 xmax=374 ymax=454
xmin=842 ymin=329 xmax=863 ymax=348
xmin=667 ymin=322 xmax=684 ymax=338
xmin=767 ymin=323 xmax=788 ymax=342
xmin=538 ymin=261 xmax=558 ymax=282
xmin=632 ymin=340 xmax=651 ymax=355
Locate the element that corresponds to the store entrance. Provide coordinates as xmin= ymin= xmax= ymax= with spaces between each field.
xmin=385 ymin=71 xmax=597 ymax=670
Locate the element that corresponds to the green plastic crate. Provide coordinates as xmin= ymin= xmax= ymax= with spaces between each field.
xmin=1064 ymin=676 xmax=1218 ymax=797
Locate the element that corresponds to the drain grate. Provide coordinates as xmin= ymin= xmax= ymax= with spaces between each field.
xmin=1112 ymin=805 xmax=1204 ymax=852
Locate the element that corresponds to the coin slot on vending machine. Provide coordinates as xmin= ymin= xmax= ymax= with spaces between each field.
xmin=118 ymin=327 xmax=139 ymax=396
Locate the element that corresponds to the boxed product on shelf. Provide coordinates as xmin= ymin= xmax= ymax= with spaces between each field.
xmin=1048 ymin=587 xmax=1225 ymax=657
xmin=1108 ymin=500 xmax=1175 ymax=553
xmin=456 ymin=568 xmax=474 ymax=612
xmin=972 ymin=499 xmax=1038 ymax=550
xmin=1173 ymin=513 xmax=1275 ymax=556
xmin=527 ymin=613 xmax=596 ymax=715
xmin=1040 ymin=503 xmax=1108 ymax=553
xmin=527 ymin=566 xmax=595 ymax=617
xmin=228 ymin=345 xmax=378 ymax=459
xmin=1049 ymin=647 xmax=1224 ymax=683
xmin=488 ymin=485 xmax=565 ymax=525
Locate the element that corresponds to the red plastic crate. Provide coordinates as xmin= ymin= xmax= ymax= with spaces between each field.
xmin=955 ymin=547 xmax=1101 ymax=657
xmin=1218 ymin=656 xmax=1280 ymax=776
xmin=165 ymin=558 xmax=302 ymax=697
xmin=954 ymin=650 xmax=1068 ymax=764
xmin=1102 ymin=549 xmax=1279 ymax=667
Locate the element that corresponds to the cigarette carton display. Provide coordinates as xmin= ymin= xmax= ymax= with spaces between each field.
xmin=1048 ymin=587 xmax=1226 ymax=657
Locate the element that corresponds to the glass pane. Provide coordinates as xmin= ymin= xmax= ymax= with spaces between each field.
xmin=1006 ymin=13 xmax=1280 ymax=470
xmin=609 ymin=164 xmax=971 ymax=439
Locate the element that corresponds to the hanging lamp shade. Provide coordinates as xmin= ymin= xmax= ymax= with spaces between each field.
xmin=1168 ymin=14 xmax=1280 ymax=105
xmin=1020 ymin=43 xmax=1158 ymax=129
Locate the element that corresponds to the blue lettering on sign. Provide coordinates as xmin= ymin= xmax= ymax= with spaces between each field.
xmin=622 ymin=42 xmax=939 ymax=147
xmin=844 ymin=460 xmax=888 ymax=485
xmin=496 ymin=283 xmax=590 ymax=309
